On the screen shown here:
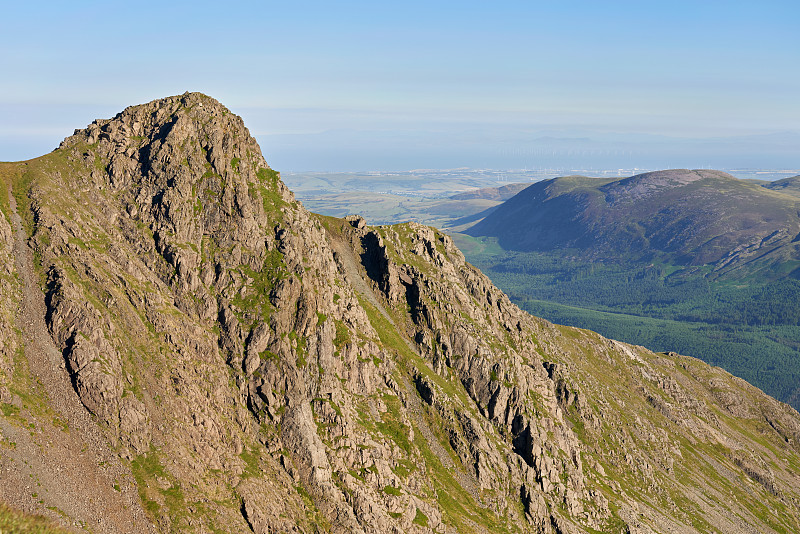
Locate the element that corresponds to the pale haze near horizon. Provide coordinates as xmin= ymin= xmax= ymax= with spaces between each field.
xmin=1 ymin=0 xmax=797 ymax=171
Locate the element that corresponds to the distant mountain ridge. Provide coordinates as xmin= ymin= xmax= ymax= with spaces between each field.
xmin=468 ymin=169 xmax=800 ymax=279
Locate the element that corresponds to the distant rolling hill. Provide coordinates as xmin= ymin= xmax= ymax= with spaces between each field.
xmin=448 ymin=182 xmax=530 ymax=201
xmin=467 ymin=169 xmax=800 ymax=280
xmin=293 ymin=182 xmax=535 ymax=230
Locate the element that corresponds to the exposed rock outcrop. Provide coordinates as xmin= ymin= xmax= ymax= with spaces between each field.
xmin=0 ymin=197 xmax=19 ymax=404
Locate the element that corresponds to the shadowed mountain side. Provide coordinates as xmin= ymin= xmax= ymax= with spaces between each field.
xmin=446 ymin=204 xmax=503 ymax=230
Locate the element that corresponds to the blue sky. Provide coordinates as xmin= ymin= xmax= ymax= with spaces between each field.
xmin=2 ymin=1 xmax=798 ymax=170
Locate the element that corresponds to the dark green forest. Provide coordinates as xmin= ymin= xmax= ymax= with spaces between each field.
xmin=454 ymin=235 xmax=800 ymax=410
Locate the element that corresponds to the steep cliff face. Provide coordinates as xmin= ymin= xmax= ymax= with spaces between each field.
xmin=1 ymin=94 xmax=800 ymax=533
xmin=0 ymin=181 xmax=19 ymax=403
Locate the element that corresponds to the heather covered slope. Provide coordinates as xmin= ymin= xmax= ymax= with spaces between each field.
xmin=0 ymin=94 xmax=799 ymax=533
xmin=468 ymin=169 xmax=800 ymax=278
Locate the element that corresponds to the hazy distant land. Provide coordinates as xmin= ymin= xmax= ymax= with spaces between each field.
xmin=284 ymin=167 xmax=800 ymax=227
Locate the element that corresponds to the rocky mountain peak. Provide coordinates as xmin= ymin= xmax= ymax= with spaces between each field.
xmin=61 ymin=90 xmax=293 ymax=208
xmin=2 ymin=95 xmax=800 ymax=533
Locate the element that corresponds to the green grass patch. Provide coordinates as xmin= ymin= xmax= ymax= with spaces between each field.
xmin=294 ymin=483 xmax=332 ymax=531
xmin=8 ymin=344 xmax=61 ymax=422
xmin=313 ymin=397 xmax=343 ymax=418
xmin=239 ymin=447 xmax=262 ymax=479
xmin=0 ymin=501 xmax=72 ymax=533
xmin=289 ymin=331 xmax=308 ymax=368
xmin=383 ymin=485 xmax=402 ymax=496
xmin=392 ymin=458 xmax=416 ymax=479
xmin=257 ymin=168 xmax=286 ymax=212
xmin=1 ymin=402 xmax=19 ymax=417
xmin=231 ymin=250 xmax=288 ymax=326
xmin=259 ymin=350 xmax=280 ymax=363
xmin=0 ymin=163 xmax=23 ymax=224
xmin=376 ymin=393 xmax=412 ymax=455
xmin=131 ymin=448 xmax=187 ymax=530
xmin=333 ymin=319 xmax=351 ymax=350
xmin=413 ymin=508 xmax=429 ymax=527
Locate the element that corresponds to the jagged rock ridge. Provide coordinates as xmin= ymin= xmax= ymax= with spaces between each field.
xmin=0 ymin=93 xmax=799 ymax=533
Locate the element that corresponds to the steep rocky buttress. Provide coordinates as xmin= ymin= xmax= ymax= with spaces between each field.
xmin=1 ymin=93 xmax=800 ymax=533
